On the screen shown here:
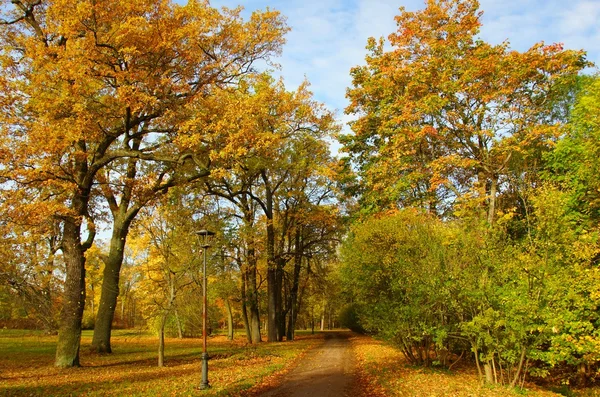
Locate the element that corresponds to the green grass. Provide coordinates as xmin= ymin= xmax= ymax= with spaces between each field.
xmin=0 ymin=328 xmax=322 ymax=396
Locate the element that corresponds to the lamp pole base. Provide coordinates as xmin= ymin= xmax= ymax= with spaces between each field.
xmin=200 ymin=352 xmax=210 ymax=390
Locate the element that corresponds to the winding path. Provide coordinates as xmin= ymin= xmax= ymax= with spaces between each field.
xmin=261 ymin=331 xmax=357 ymax=397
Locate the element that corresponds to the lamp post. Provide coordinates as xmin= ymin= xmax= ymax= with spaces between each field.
xmin=196 ymin=229 xmax=215 ymax=390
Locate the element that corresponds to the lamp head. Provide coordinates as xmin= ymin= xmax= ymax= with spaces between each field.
xmin=196 ymin=229 xmax=216 ymax=248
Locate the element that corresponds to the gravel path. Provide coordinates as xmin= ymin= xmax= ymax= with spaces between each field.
xmin=260 ymin=331 xmax=357 ymax=397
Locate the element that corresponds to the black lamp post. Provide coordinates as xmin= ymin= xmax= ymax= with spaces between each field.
xmin=196 ymin=229 xmax=215 ymax=390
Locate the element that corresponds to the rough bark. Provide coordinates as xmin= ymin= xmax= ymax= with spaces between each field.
xmin=55 ymin=197 xmax=89 ymax=368
xmin=247 ymin=256 xmax=261 ymax=343
xmin=92 ymin=217 xmax=131 ymax=353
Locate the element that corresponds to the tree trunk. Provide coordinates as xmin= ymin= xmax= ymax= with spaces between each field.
xmin=294 ymin=267 xmax=310 ymax=338
xmin=263 ymin=220 xmax=277 ymax=344
xmin=225 ymin=299 xmax=234 ymax=341
xmin=92 ymin=220 xmax=130 ymax=353
xmin=158 ymin=316 xmax=166 ymax=367
xmin=487 ymin=176 xmax=498 ymax=225
xmin=510 ymin=346 xmax=527 ymax=388
xmin=286 ymin=308 xmax=294 ymax=341
xmin=55 ymin=190 xmax=90 ymax=368
xmin=276 ymin=264 xmax=285 ymax=341
xmin=320 ymin=297 xmax=325 ymax=331
xmin=175 ymin=309 xmax=183 ymax=339
xmin=240 ymin=268 xmax=252 ymax=343
xmin=262 ymin=171 xmax=280 ymax=343
xmin=92 ymin=145 xmax=143 ymax=353
xmin=247 ymin=250 xmax=261 ymax=343
xmin=266 ymin=213 xmax=278 ymax=342
xmin=250 ymin=308 xmax=261 ymax=343
xmin=267 ymin=266 xmax=278 ymax=342
xmin=473 ymin=343 xmax=483 ymax=383
xmin=287 ymin=232 xmax=302 ymax=341
xmin=484 ymin=363 xmax=494 ymax=384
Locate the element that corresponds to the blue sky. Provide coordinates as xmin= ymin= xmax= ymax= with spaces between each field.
xmin=209 ymin=0 xmax=600 ymax=131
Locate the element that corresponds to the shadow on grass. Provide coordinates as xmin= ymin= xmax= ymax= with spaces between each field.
xmin=0 ymin=364 xmax=200 ymax=397
xmin=1 ymin=332 xmax=322 ymax=396
xmin=1 ymin=345 xmax=291 ymax=397
xmin=1 ymin=352 xmax=259 ymax=397
xmin=86 ymin=350 xmax=233 ymax=368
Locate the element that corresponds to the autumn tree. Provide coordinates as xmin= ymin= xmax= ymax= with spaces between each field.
xmin=0 ymin=222 xmax=62 ymax=331
xmin=136 ymin=202 xmax=200 ymax=367
xmin=277 ymin=172 xmax=341 ymax=340
xmin=197 ymin=73 xmax=338 ymax=341
xmin=342 ymin=0 xmax=588 ymax=221
xmin=216 ymin=190 xmax=265 ymax=343
xmin=0 ymin=0 xmax=286 ymax=367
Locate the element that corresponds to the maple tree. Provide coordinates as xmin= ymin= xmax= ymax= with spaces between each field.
xmin=342 ymin=0 xmax=588 ymax=221
xmin=0 ymin=0 xmax=286 ymax=367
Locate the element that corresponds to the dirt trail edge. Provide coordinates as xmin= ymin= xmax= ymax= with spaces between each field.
xmin=260 ymin=331 xmax=357 ymax=397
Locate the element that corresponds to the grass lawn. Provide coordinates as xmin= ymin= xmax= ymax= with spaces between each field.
xmin=0 ymin=329 xmax=322 ymax=396
xmin=350 ymin=335 xmax=600 ymax=397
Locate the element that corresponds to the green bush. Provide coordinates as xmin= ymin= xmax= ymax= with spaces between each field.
xmin=338 ymin=303 xmax=364 ymax=333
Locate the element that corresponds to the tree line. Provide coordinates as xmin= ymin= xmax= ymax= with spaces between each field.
xmin=338 ymin=0 xmax=599 ymax=387
xmin=0 ymin=0 xmax=340 ymax=368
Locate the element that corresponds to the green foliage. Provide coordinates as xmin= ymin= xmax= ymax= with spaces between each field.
xmin=340 ymin=209 xmax=475 ymax=367
xmin=340 ymin=188 xmax=600 ymax=384
xmin=338 ymin=0 xmax=599 ymax=389
xmin=546 ymin=75 xmax=600 ymax=224
xmin=338 ymin=303 xmax=364 ymax=333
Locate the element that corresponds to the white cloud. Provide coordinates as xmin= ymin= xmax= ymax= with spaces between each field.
xmin=561 ymin=1 xmax=600 ymax=35
xmin=478 ymin=0 xmax=599 ymax=62
xmin=209 ymin=0 xmax=600 ymax=146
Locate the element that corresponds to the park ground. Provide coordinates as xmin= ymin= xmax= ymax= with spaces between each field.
xmin=1 ymin=329 xmax=599 ymax=397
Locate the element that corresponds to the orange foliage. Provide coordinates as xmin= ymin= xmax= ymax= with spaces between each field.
xmin=343 ymin=0 xmax=589 ymax=216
